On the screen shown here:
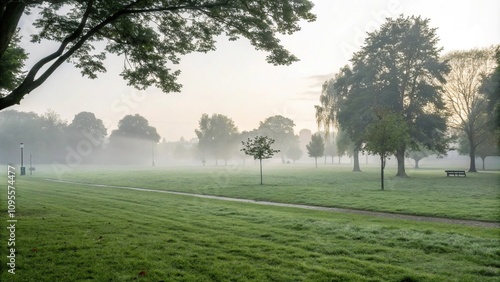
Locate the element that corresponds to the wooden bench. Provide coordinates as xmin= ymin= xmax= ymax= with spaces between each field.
xmin=445 ymin=170 xmax=466 ymax=177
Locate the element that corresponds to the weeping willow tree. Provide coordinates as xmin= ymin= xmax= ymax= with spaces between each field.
xmin=315 ymin=67 xmax=364 ymax=172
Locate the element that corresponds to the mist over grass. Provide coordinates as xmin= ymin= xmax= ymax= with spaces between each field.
xmin=33 ymin=164 xmax=500 ymax=222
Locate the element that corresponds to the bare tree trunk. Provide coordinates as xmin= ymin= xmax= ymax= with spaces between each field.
xmin=481 ymin=156 xmax=486 ymax=170
xmin=414 ymin=158 xmax=419 ymax=169
xmin=315 ymin=157 xmax=318 ymax=168
xmin=395 ymin=146 xmax=408 ymax=177
xmin=468 ymin=150 xmax=478 ymax=172
xmin=259 ymin=158 xmax=263 ymax=185
xmin=352 ymin=148 xmax=361 ymax=172
xmin=380 ymin=155 xmax=385 ymax=190
xmin=468 ymin=132 xmax=478 ymax=172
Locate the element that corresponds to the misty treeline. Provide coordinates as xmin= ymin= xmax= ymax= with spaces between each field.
xmin=0 ymin=109 xmax=329 ymax=166
xmin=0 ymin=110 xmax=159 ymax=165
xmin=315 ymin=16 xmax=499 ymax=174
xmin=195 ymin=114 xmax=323 ymax=166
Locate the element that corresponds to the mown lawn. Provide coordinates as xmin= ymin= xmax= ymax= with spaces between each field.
xmin=38 ymin=164 xmax=500 ymax=221
xmin=0 ymin=175 xmax=499 ymax=281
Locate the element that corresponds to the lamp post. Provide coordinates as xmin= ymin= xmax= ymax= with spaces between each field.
xmin=20 ymin=143 xmax=25 ymax=175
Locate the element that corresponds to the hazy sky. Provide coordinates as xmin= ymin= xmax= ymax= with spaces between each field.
xmin=10 ymin=0 xmax=500 ymax=141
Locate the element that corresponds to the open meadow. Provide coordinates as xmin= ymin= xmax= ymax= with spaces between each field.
xmin=1 ymin=164 xmax=499 ymax=281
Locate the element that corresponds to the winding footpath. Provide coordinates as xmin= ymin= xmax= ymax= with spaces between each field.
xmin=45 ymin=179 xmax=500 ymax=228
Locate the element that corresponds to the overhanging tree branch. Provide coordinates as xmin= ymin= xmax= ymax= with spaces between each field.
xmin=0 ymin=0 xmax=233 ymax=110
xmin=0 ymin=0 xmax=315 ymax=110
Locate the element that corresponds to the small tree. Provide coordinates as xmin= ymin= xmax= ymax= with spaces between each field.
xmin=364 ymin=111 xmax=410 ymax=190
xmin=306 ymin=133 xmax=325 ymax=168
xmin=241 ymin=136 xmax=279 ymax=185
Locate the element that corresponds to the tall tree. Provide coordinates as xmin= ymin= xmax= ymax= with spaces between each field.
xmin=344 ymin=15 xmax=450 ymax=177
xmin=195 ymin=113 xmax=239 ymax=165
xmin=67 ymin=111 xmax=107 ymax=145
xmin=306 ymin=133 xmax=324 ymax=168
xmin=0 ymin=0 xmax=315 ymax=111
xmin=108 ymin=114 xmax=160 ymax=165
xmin=442 ymin=47 xmax=497 ymax=172
xmin=241 ymin=136 xmax=279 ymax=185
xmin=258 ymin=115 xmax=296 ymax=163
xmin=65 ymin=111 xmax=108 ymax=163
xmin=110 ymin=114 xmax=160 ymax=142
xmin=364 ymin=110 xmax=410 ymax=190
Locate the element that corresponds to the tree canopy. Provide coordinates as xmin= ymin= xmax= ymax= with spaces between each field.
xmin=195 ymin=113 xmax=239 ymax=165
xmin=0 ymin=0 xmax=315 ymax=110
xmin=110 ymin=114 xmax=160 ymax=142
xmin=318 ymin=15 xmax=449 ymax=177
xmin=258 ymin=115 xmax=296 ymax=163
xmin=67 ymin=111 xmax=107 ymax=142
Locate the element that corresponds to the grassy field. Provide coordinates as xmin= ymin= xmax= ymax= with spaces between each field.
xmin=37 ymin=164 xmax=500 ymax=221
xmin=0 ymin=174 xmax=499 ymax=281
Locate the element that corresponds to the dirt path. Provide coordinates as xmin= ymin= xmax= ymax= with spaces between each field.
xmin=45 ymin=179 xmax=500 ymax=228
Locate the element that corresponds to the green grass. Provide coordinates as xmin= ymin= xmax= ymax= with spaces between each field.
xmin=37 ymin=164 xmax=500 ymax=221
xmin=0 ymin=176 xmax=499 ymax=281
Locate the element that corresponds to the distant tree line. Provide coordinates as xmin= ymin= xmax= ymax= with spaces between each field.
xmin=195 ymin=114 xmax=306 ymax=166
xmin=0 ymin=110 xmax=161 ymax=166
xmin=0 ymin=109 xmax=327 ymax=167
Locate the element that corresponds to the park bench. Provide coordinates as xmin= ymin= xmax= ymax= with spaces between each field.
xmin=445 ymin=170 xmax=466 ymax=177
